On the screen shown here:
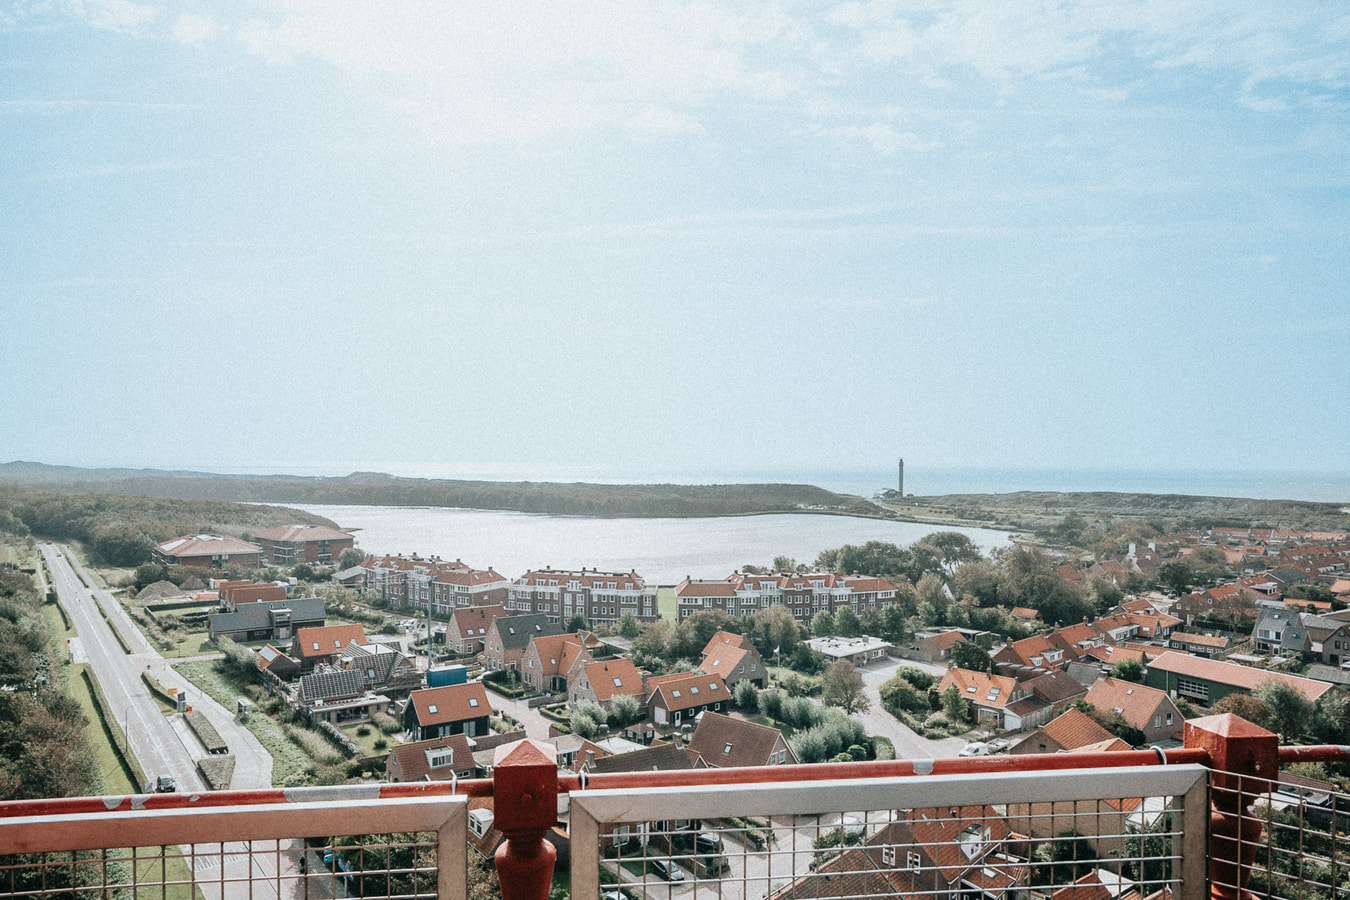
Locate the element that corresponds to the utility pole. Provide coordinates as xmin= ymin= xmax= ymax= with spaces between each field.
xmin=898 ymin=458 xmax=904 ymax=496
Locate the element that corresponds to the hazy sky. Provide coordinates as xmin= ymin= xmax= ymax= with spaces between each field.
xmin=4 ymin=2 xmax=1348 ymax=482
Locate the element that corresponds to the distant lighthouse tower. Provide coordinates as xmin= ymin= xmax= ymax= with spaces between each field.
xmin=898 ymin=458 xmax=904 ymax=496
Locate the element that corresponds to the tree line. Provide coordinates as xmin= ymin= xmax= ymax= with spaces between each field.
xmin=0 ymin=484 xmax=339 ymax=566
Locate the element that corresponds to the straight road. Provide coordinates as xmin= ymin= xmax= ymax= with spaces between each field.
xmin=40 ymin=544 xmax=293 ymax=899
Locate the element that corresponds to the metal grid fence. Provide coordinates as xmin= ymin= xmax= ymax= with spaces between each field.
xmin=0 ymin=794 xmax=467 ymax=900
xmin=1235 ymin=771 xmax=1350 ymax=900
xmin=569 ymin=765 xmax=1210 ymax=900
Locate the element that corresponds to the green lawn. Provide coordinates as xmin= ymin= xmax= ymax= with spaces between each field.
xmin=174 ymin=660 xmax=313 ymax=785
xmin=657 ymin=585 xmax=676 ymax=620
xmin=341 ymin=722 xmax=394 ymax=756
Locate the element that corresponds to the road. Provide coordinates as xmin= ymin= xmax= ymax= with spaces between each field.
xmin=40 ymin=544 xmax=293 ymax=899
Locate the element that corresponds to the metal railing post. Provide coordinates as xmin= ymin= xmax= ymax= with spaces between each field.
xmin=492 ymin=739 xmax=558 ymax=900
xmin=1184 ymin=713 xmax=1278 ymax=900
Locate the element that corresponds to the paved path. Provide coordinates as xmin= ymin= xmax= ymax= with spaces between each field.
xmin=852 ymin=656 xmax=969 ymax=760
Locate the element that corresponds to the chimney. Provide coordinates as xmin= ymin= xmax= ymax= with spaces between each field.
xmin=673 ymin=732 xmax=682 ymax=749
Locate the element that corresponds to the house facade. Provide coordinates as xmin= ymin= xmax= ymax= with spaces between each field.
xmin=153 ymin=534 xmax=264 ymax=569
xmin=360 ymin=555 xmax=509 ymax=615
xmin=445 ymin=605 xmax=506 ymax=656
xmin=674 ymin=571 xmax=901 ymax=626
xmin=700 ymin=632 xmax=767 ymax=688
xmin=405 ymin=682 xmax=493 ymax=741
xmin=645 ymin=672 xmax=729 ymax=729
xmin=507 ymin=567 xmax=659 ymax=626
xmin=483 ymin=614 xmax=561 ymax=672
xmin=570 ymin=658 xmax=646 ymax=711
xmin=1083 ymin=676 xmax=1181 ymax=744
xmin=251 ymin=525 xmax=354 ymax=566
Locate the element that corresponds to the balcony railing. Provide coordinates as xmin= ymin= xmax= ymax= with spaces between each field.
xmin=0 ymin=714 xmax=1346 ymax=900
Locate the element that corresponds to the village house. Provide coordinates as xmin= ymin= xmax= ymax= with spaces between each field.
xmin=251 ymin=524 xmax=354 ymax=566
xmin=153 ymin=534 xmax=264 ymax=569
xmin=1011 ymin=707 xmax=1115 ymax=755
xmin=570 ymin=657 xmax=646 ymax=711
xmin=292 ymin=623 xmax=367 ymax=672
xmin=208 ymin=595 xmax=325 ymax=644
xmin=520 ymin=631 xmax=594 ymax=694
xmin=385 ymin=733 xmax=478 ymax=782
xmin=294 ymin=667 xmax=390 ymax=725
xmin=1082 ymin=676 xmax=1181 ymax=744
xmin=482 ymin=614 xmax=561 ymax=672
xmin=938 ymin=668 xmax=1025 ymax=730
xmin=699 ymin=631 xmax=767 ymax=689
xmin=1167 ymin=631 xmax=1231 ymax=659
xmin=331 ymin=640 xmax=423 ymax=699
xmin=772 ymin=805 xmax=1028 ymax=900
xmin=687 ymin=712 xmax=796 ymax=767
xmin=645 ymin=671 xmax=729 ymax=729
xmin=906 ymin=630 xmax=968 ymax=664
xmin=1251 ymin=603 xmax=1309 ymax=656
xmin=507 ymin=566 xmax=659 ymax=626
xmin=445 ymin=605 xmax=506 ymax=656
xmin=1020 ymin=670 xmax=1089 ymax=715
xmin=1302 ymin=614 xmax=1350 ymax=666
xmin=219 ymin=581 xmax=288 ymax=609
xmin=807 ymin=635 xmax=893 ymax=667
xmin=404 ymin=682 xmax=493 ymax=740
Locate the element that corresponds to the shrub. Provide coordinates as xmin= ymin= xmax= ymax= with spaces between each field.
xmin=357 ymin=725 xmax=371 ymax=737
xmin=374 ymin=738 xmax=387 ymax=750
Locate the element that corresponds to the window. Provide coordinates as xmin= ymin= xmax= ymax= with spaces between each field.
xmin=907 ymin=851 xmax=922 ymax=870
xmin=690 ymin=686 xmax=700 ymax=695
xmin=469 ymin=698 xmax=479 ymax=707
xmin=1154 ymin=715 xmax=1161 ymax=727
xmin=882 ymin=846 xmax=895 ymax=866
xmin=723 ymin=742 xmax=733 ymax=754
xmin=428 ymin=704 xmax=438 ymax=714
xmin=672 ymin=690 xmax=681 ymax=698
xmin=613 ymin=677 xmax=623 ymax=687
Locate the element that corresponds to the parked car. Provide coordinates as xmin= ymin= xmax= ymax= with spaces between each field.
xmin=959 ymin=741 xmax=991 ymax=757
xmin=694 ymin=832 xmax=722 ymax=854
xmin=150 ymin=775 xmax=176 ymax=793
xmin=647 ymin=858 xmax=686 ymax=882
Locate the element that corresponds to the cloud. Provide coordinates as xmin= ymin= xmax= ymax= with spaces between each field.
xmin=172 ymin=13 xmax=218 ymax=46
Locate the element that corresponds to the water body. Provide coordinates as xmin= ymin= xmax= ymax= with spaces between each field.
xmin=293 ymin=504 xmax=1013 ymax=586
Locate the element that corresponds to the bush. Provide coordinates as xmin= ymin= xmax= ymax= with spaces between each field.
xmin=374 ymin=738 xmax=387 ymax=750
xmin=357 ymin=725 xmax=371 ymax=737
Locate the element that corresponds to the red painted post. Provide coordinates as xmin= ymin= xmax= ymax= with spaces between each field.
xmin=492 ymin=739 xmax=559 ymax=900
xmin=1184 ymin=713 xmax=1278 ymax=900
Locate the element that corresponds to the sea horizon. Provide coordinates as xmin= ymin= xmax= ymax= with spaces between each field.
xmin=98 ymin=460 xmax=1350 ymax=505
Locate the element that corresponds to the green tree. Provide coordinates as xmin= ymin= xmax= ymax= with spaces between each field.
xmin=911 ymin=532 xmax=983 ymax=578
xmin=338 ymin=546 xmax=365 ymax=570
xmin=1212 ymin=693 xmax=1271 ymax=729
xmin=1312 ymin=690 xmax=1350 ymax=744
xmin=811 ymin=611 xmax=836 ymax=637
xmin=292 ymin=563 xmax=315 ymax=582
xmin=616 ymin=612 xmax=641 ymax=638
xmin=1157 ymin=559 xmax=1194 ymax=596
xmin=879 ymin=677 xmax=927 ymax=715
xmin=834 ymin=607 xmax=861 ymax=637
xmin=733 ymin=679 xmax=760 ymax=712
xmin=941 ymin=683 xmax=967 ymax=724
xmin=1254 ymin=679 xmax=1314 ymax=742
xmin=1110 ymin=658 xmax=1144 ymax=683
xmin=949 ymin=639 xmax=992 ymax=673
xmin=609 ymin=695 xmax=641 ymax=728
xmin=772 ymin=555 xmax=799 ymax=573
xmin=821 ymin=660 xmax=870 ymax=715
xmin=565 ymin=614 xmax=589 ymax=633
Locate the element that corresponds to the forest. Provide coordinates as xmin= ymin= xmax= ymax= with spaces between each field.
xmin=0 ymin=484 xmax=339 ymax=566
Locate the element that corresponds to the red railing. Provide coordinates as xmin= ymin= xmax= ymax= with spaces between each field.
xmin=2 ymin=714 xmax=1347 ymax=900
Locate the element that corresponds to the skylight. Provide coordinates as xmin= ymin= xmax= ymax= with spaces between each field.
xmin=428 ymin=704 xmax=438 ymax=714
xmin=469 ymin=698 xmax=479 ymax=707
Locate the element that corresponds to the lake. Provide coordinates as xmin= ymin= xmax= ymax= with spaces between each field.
xmin=293 ymin=504 xmax=1014 ymax=585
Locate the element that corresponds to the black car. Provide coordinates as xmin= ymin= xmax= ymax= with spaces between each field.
xmin=694 ymin=832 xmax=722 ymax=854
xmin=647 ymin=858 xmax=685 ymax=882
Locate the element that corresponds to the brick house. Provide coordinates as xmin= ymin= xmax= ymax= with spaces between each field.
xmin=385 ymin=734 xmax=478 ymax=782
xmin=219 ymin=581 xmax=288 ymax=609
xmin=569 ymin=658 xmax=646 ymax=711
xmin=907 ymin=630 xmax=967 ymax=663
xmin=445 ymin=605 xmax=505 ymax=656
xmin=1010 ymin=708 xmax=1114 ymax=755
xmin=700 ymin=631 xmax=767 ymax=689
xmin=360 ymin=555 xmax=509 ymax=616
xmin=1083 ymin=676 xmax=1181 ymax=744
xmin=483 ymin=614 xmax=561 ymax=672
xmin=507 ymin=567 xmax=659 ymax=626
xmin=675 ymin=571 xmax=900 ymax=627
xmin=520 ymin=632 xmax=593 ymax=694
xmin=251 ymin=525 xmax=354 ymax=566
xmin=937 ymin=668 xmax=1025 ymax=730
xmin=153 ymin=534 xmax=264 ymax=569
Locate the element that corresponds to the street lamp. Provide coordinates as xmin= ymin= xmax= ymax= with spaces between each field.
xmin=122 ymin=704 xmax=133 ymax=757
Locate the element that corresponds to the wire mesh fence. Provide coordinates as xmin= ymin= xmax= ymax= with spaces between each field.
xmin=571 ymin=765 xmax=1210 ymax=900
xmin=1231 ymin=769 xmax=1350 ymax=900
xmin=0 ymin=793 xmax=467 ymax=900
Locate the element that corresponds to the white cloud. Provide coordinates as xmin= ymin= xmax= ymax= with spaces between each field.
xmin=172 ymin=13 xmax=218 ymax=46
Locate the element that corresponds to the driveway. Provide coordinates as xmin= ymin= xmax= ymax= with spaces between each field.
xmin=852 ymin=656 xmax=968 ymax=760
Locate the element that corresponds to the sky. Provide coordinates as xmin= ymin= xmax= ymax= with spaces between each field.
xmin=3 ymin=1 xmax=1349 ymax=489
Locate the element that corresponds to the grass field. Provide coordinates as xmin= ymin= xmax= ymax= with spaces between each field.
xmin=174 ymin=660 xmax=313 ymax=784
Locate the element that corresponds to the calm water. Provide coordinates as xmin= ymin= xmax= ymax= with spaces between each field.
xmin=293 ymin=504 xmax=1014 ymax=586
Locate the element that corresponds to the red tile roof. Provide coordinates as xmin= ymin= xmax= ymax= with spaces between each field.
xmin=582 ymin=659 xmax=644 ymax=702
xmin=1083 ymin=677 xmax=1170 ymax=731
xmin=649 ymin=671 xmax=728 ymax=712
xmin=252 ymin=524 xmax=352 ymax=543
xmin=409 ymin=682 xmax=493 ymax=726
xmin=1040 ymin=708 xmax=1114 ymax=750
xmin=1148 ymin=651 xmax=1333 ymax=701
xmin=294 ymin=624 xmax=367 ymax=660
